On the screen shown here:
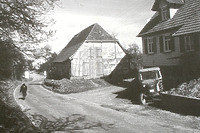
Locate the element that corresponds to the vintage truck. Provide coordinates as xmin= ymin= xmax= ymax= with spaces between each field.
xmin=137 ymin=67 xmax=163 ymax=104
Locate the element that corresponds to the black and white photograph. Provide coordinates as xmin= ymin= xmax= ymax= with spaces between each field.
xmin=1 ymin=0 xmax=200 ymax=132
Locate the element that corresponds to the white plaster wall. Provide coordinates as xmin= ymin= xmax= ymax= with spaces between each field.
xmin=71 ymin=42 xmax=125 ymax=78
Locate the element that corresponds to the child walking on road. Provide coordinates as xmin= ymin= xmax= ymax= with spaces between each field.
xmin=20 ymin=83 xmax=27 ymax=100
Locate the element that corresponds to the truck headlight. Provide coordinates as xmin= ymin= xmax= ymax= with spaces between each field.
xmin=149 ymin=89 xmax=154 ymax=92
xmin=143 ymin=84 xmax=146 ymax=88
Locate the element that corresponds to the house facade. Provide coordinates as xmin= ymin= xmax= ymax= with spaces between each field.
xmin=138 ymin=0 xmax=200 ymax=89
xmin=49 ymin=23 xmax=128 ymax=80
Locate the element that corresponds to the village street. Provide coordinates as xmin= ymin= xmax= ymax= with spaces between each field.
xmin=14 ymin=73 xmax=200 ymax=133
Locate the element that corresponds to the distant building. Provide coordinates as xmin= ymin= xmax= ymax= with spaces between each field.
xmin=49 ymin=23 xmax=127 ymax=80
xmin=24 ymin=70 xmax=30 ymax=79
xmin=137 ymin=0 xmax=200 ymax=89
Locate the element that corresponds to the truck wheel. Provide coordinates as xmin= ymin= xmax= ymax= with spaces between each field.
xmin=139 ymin=93 xmax=147 ymax=105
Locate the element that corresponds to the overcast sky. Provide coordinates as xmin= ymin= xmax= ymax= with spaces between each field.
xmin=48 ymin=0 xmax=155 ymax=52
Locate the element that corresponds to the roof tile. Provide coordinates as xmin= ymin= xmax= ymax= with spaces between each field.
xmin=166 ymin=0 xmax=184 ymax=4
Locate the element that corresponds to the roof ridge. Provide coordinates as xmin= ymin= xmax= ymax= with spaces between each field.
xmin=52 ymin=23 xmax=116 ymax=62
xmin=87 ymin=23 xmax=117 ymax=41
xmin=86 ymin=23 xmax=97 ymax=40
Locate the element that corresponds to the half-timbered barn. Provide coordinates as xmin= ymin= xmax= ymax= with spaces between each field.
xmin=48 ymin=23 xmax=126 ymax=79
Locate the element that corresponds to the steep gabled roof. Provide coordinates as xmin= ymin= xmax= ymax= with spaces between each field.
xmin=138 ymin=0 xmax=200 ymax=37
xmin=52 ymin=23 xmax=117 ymax=62
xmin=137 ymin=12 xmax=160 ymax=36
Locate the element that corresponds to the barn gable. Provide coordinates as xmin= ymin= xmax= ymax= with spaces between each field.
xmin=52 ymin=23 xmax=117 ymax=63
xmin=50 ymin=23 xmax=127 ymax=80
xmin=86 ymin=23 xmax=116 ymax=41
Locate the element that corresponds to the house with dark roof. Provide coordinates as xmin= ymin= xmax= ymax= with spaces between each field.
xmin=48 ymin=23 xmax=127 ymax=80
xmin=138 ymin=0 xmax=200 ymax=89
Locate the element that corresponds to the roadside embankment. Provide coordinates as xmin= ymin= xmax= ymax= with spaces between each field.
xmin=161 ymin=78 xmax=200 ymax=116
xmin=0 ymin=80 xmax=40 ymax=132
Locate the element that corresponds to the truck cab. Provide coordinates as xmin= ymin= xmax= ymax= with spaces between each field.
xmin=138 ymin=67 xmax=163 ymax=104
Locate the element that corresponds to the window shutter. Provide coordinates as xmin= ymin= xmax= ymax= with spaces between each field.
xmin=159 ymin=9 xmax=162 ymax=21
xmin=166 ymin=7 xmax=170 ymax=19
xmin=153 ymin=37 xmax=157 ymax=53
xmin=193 ymin=34 xmax=199 ymax=51
xmin=170 ymin=36 xmax=175 ymax=51
xmin=179 ymin=36 xmax=185 ymax=52
xmin=159 ymin=36 xmax=163 ymax=53
xmin=143 ymin=38 xmax=148 ymax=54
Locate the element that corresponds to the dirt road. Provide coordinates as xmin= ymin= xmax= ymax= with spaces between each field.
xmin=14 ymin=74 xmax=200 ymax=133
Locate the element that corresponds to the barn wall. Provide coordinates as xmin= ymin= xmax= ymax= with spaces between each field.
xmin=71 ymin=42 xmax=125 ymax=79
xmin=48 ymin=60 xmax=71 ymax=79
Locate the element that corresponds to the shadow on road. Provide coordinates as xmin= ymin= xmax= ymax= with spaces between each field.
xmin=109 ymin=78 xmax=200 ymax=117
xmin=30 ymin=113 xmax=114 ymax=132
xmin=149 ymin=101 xmax=200 ymax=116
xmin=112 ymin=79 xmax=140 ymax=104
xmin=29 ymin=83 xmax=43 ymax=85
xmin=18 ymin=97 xmax=25 ymax=100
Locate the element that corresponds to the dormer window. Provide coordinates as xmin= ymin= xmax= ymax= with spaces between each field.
xmin=161 ymin=6 xmax=170 ymax=20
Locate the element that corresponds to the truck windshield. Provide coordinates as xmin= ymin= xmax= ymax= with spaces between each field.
xmin=140 ymin=71 xmax=156 ymax=80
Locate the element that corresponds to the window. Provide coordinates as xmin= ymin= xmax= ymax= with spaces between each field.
xmin=160 ymin=34 xmax=175 ymax=53
xmin=184 ymin=36 xmax=194 ymax=51
xmin=161 ymin=6 xmax=169 ymax=20
xmin=88 ymin=47 xmax=94 ymax=58
xmin=140 ymin=71 xmax=156 ymax=80
xmin=95 ymin=47 xmax=102 ymax=58
xmin=96 ymin=61 xmax=103 ymax=76
xmin=147 ymin=38 xmax=154 ymax=54
xmin=163 ymin=35 xmax=171 ymax=52
xmin=144 ymin=37 xmax=157 ymax=54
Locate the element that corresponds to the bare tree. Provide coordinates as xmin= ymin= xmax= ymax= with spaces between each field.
xmin=126 ymin=43 xmax=143 ymax=70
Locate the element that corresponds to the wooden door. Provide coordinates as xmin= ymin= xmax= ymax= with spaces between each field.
xmin=86 ymin=46 xmax=103 ymax=78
